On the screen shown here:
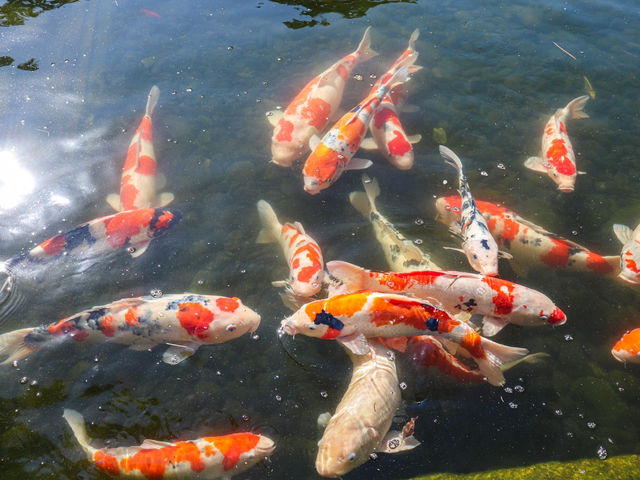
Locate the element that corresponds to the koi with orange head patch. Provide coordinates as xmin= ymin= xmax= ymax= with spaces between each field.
xmin=613 ymin=223 xmax=640 ymax=284
xmin=524 ymin=95 xmax=589 ymax=193
xmin=435 ymin=195 xmax=619 ymax=277
xmin=0 ymin=294 xmax=260 ymax=366
xmin=612 ymin=328 xmax=640 ymax=363
xmin=280 ymin=291 xmax=528 ymax=386
xmin=62 ymin=409 xmax=275 ymax=479
xmin=267 ymin=27 xmax=379 ymax=167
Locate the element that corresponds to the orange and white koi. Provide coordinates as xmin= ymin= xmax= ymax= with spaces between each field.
xmin=315 ymin=339 xmax=419 ymax=478
xmin=326 ymin=260 xmax=566 ymax=336
xmin=302 ymin=63 xmax=411 ymax=194
xmin=268 ymin=27 xmax=379 ymax=167
xmin=107 ymin=86 xmax=174 ymax=211
xmin=63 ymin=409 xmax=275 ymax=479
xmin=613 ymin=223 xmax=640 ymax=284
xmin=612 ymin=328 xmax=640 ymax=363
xmin=280 ymin=291 xmax=528 ymax=386
xmin=435 ymin=196 xmax=619 ymax=277
xmin=256 ymin=200 xmax=324 ymax=298
xmin=0 ymin=294 xmax=260 ymax=365
xmin=524 ymin=95 xmax=589 ymax=193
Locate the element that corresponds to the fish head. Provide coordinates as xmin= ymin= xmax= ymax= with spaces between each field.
xmin=210 ymin=433 xmax=275 ymax=474
xmin=618 ymin=246 xmax=640 ymax=284
xmin=280 ymin=300 xmax=331 ymax=338
xmin=465 ymin=238 xmax=498 ymax=276
xmin=148 ymin=209 xmax=182 ymax=238
xmin=315 ymin=426 xmax=376 ymax=477
xmin=611 ymin=329 xmax=640 ymax=363
xmin=303 ymin=174 xmax=324 ymax=195
xmin=271 ymin=142 xmax=304 ymax=167
xmin=507 ymin=288 xmax=567 ymax=327
xmin=434 ymin=196 xmax=461 ymax=226
xmin=212 ymin=297 xmax=261 ymax=342
xmin=290 ymin=269 xmax=324 ymax=297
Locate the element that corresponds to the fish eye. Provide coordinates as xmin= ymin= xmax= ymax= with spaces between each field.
xmin=552 ymin=172 xmax=558 ymax=177
xmin=539 ymin=315 xmax=548 ymax=321
xmin=348 ymin=453 xmax=356 ymax=462
xmin=226 ymin=324 xmax=237 ymax=332
xmin=445 ymin=205 xmax=451 ymax=211
xmin=308 ymin=324 xmax=317 ymax=330
xmin=311 ymin=281 xmax=319 ymax=288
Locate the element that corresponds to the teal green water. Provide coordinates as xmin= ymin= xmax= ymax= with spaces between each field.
xmin=0 ymin=0 xmax=639 ymax=478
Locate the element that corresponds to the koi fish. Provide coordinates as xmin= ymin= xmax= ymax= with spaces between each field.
xmin=613 ymin=223 xmax=640 ymax=284
xmin=302 ymin=63 xmax=411 ymax=194
xmin=107 ymin=86 xmax=174 ymax=211
xmin=326 ymin=260 xmax=566 ymax=336
xmin=612 ymin=329 xmax=640 ymax=363
xmin=256 ymin=200 xmax=323 ymax=299
xmin=0 ymin=294 xmax=260 ymax=365
xmin=316 ymin=339 xmax=419 ymax=477
xmin=435 ymin=196 xmax=619 ymax=277
xmin=63 ymin=409 xmax=275 ymax=479
xmin=268 ymin=27 xmax=379 ymax=167
xmin=440 ymin=145 xmax=504 ymax=276
xmin=348 ymin=174 xmax=439 ymax=272
xmin=360 ymin=29 xmax=422 ymax=170
xmin=524 ymin=95 xmax=589 ymax=193
xmin=280 ymin=291 xmax=529 ymax=386
xmin=6 ymin=208 xmax=181 ymax=268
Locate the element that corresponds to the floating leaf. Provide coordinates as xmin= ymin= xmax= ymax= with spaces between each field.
xmin=584 ymin=76 xmax=596 ymax=99
xmin=433 ymin=127 xmax=447 ymax=144
xmin=17 ymin=58 xmax=38 ymax=71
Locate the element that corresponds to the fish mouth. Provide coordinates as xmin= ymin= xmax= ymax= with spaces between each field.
xmin=256 ymin=436 xmax=276 ymax=455
xmin=611 ymin=348 xmax=627 ymax=363
xmin=557 ymin=185 xmax=574 ymax=193
xmin=279 ymin=319 xmax=297 ymax=336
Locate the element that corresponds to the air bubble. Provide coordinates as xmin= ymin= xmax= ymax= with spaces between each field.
xmin=514 ymin=385 xmax=525 ymax=393
xmin=275 ymin=395 xmax=282 ymax=402
xmin=442 ymin=179 xmax=448 ymax=185
xmin=399 ymin=382 xmax=407 ymax=390
xmin=369 ymin=74 xmax=377 ymax=79
xmin=508 ymin=402 xmax=518 ymax=409
xmin=369 ymin=452 xmax=378 ymax=460
xmin=242 ymin=414 xmax=249 ymax=421
xmin=252 ymin=334 xmax=260 ymax=341
xmin=150 ymin=289 xmax=163 ymax=298
xmin=94 ymin=356 xmax=99 ymax=363
xmin=596 ymin=446 xmax=607 ymax=459
xmin=12 ymin=361 xmax=18 ymax=368
xmin=497 ymin=163 xmax=505 ymax=169
xmin=30 ymin=380 xmax=38 ymax=386
xmin=554 ymin=409 xmax=563 ymax=416
xmin=564 ymin=334 xmax=574 ymax=342
xmin=480 ymin=170 xmax=488 ymax=176
xmin=386 ymin=351 xmax=395 ymax=361
xmin=414 ymin=239 xmax=423 ymax=245
xmin=363 ymin=177 xmax=372 ymax=184
xmin=276 ymin=57 xmax=283 ymax=62
xmin=19 ymin=377 xmax=27 ymax=384
xmin=587 ymin=421 xmax=596 ymax=429
xmin=197 ymin=280 xmax=204 ymax=285
xmin=320 ymin=391 xmax=328 ymax=398
xmin=353 ymin=74 xmax=363 ymax=81
xmin=504 ymin=387 xmax=513 ymax=394
xmin=185 ymin=88 xmax=193 ymax=93
xmin=571 ymin=230 xmax=578 ymax=236
xmin=227 ymin=46 xmax=234 ymax=50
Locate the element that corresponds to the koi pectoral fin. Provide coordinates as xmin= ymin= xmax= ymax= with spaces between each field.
xmin=613 ymin=224 xmax=633 ymax=244
xmin=524 ymin=156 xmax=548 ymax=173
xmin=379 ymin=430 xmax=421 ymax=453
xmin=106 ymin=193 xmax=121 ymax=211
xmin=498 ymin=250 xmax=513 ymax=260
xmin=359 ymin=137 xmax=379 ymax=150
xmin=443 ymin=246 xmax=465 ymax=254
xmin=345 ymin=158 xmax=372 ymax=171
xmin=338 ymin=333 xmax=370 ymax=355
xmin=157 ymin=192 xmax=174 ymax=208
xmin=162 ymin=342 xmax=200 ymax=365
xmin=481 ymin=316 xmax=510 ymax=337
xmin=266 ymin=110 xmax=284 ymax=127
xmin=130 ymin=242 xmax=149 ymax=258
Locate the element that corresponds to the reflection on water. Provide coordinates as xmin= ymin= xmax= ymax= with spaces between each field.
xmin=0 ymin=0 xmax=79 ymax=27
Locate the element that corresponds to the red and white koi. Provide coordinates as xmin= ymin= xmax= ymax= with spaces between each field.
xmin=524 ymin=95 xmax=589 ymax=193
xmin=612 ymin=328 xmax=640 ymax=363
xmin=280 ymin=291 xmax=529 ymax=386
xmin=256 ymin=200 xmax=324 ymax=299
xmin=0 ymin=294 xmax=260 ymax=365
xmin=302 ymin=63 xmax=411 ymax=194
xmin=613 ymin=223 xmax=640 ymax=284
xmin=435 ymin=196 xmax=619 ymax=277
xmin=63 ymin=409 xmax=275 ymax=479
xmin=107 ymin=86 xmax=174 ymax=211
xmin=326 ymin=260 xmax=566 ymax=336
xmin=268 ymin=27 xmax=379 ymax=167
xmin=315 ymin=339 xmax=419 ymax=478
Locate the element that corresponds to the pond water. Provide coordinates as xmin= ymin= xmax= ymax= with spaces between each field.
xmin=1 ymin=0 xmax=639 ymax=478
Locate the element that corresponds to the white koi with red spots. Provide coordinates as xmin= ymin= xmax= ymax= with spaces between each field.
xmin=302 ymin=63 xmax=411 ymax=194
xmin=613 ymin=223 xmax=640 ymax=284
xmin=0 ymin=294 xmax=260 ymax=365
xmin=524 ymin=95 xmax=589 ymax=193
xmin=63 ymin=409 xmax=275 ymax=479
xmin=326 ymin=260 xmax=566 ymax=336
xmin=107 ymin=86 xmax=174 ymax=211
xmin=268 ymin=27 xmax=379 ymax=167
xmin=256 ymin=200 xmax=324 ymax=299
xmin=435 ymin=196 xmax=619 ymax=277
xmin=280 ymin=291 xmax=528 ymax=386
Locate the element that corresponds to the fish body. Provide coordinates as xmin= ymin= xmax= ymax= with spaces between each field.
xmin=612 ymin=329 xmax=640 ymax=363
xmin=0 ymin=294 xmax=260 ymax=365
xmin=613 ymin=223 xmax=640 ymax=284
xmin=316 ymin=339 xmax=419 ymax=477
xmin=440 ymin=145 xmax=500 ymax=276
xmin=435 ymin=196 xmax=618 ymax=276
xmin=256 ymin=200 xmax=323 ymax=297
xmin=326 ymin=260 xmax=566 ymax=336
xmin=524 ymin=95 xmax=589 ymax=193
xmin=63 ymin=409 xmax=275 ymax=479
xmin=269 ymin=27 xmax=378 ymax=167
xmin=280 ymin=291 xmax=529 ymax=386
xmin=107 ymin=86 xmax=174 ymax=211
xmin=405 ymin=336 xmax=486 ymax=382
xmin=302 ymin=63 xmax=410 ymax=194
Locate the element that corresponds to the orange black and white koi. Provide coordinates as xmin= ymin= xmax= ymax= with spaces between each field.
xmin=315 ymin=339 xmax=419 ymax=478
xmin=612 ymin=329 xmax=640 ymax=363
xmin=326 ymin=260 xmax=566 ymax=336
xmin=0 ymin=294 xmax=260 ymax=365
xmin=268 ymin=27 xmax=378 ymax=167
xmin=612 ymin=222 xmax=640 ymax=284
xmin=524 ymin=95 xmax=589 ymax=193
xmin=107 ymin=86 xmax=174 ymax=211
xmin=440 ymin=145 xmax=504 ymax=276
xmin=280 ymin=291 xmax=528 ymax=386
xmin=256 ymin=200 xmax=324 ymax=300
xmin=302 ymin=63 xmax=411 ymax=194
xmin=435 ymin=196 xmax=618 ymax=277
xmin=63 ymin=409 xmax=275 ymax=479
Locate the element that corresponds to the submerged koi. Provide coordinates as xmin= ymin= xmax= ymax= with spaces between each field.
xmin=268 ymin=27 xmax=378 ymax=167
xmin=612 ymin=329 xmax=640 ymax=363
xmin=280 ymin=291 xmax=528 ymax=386
xmin=107 ymin=85 xmax=174 ymax=211
xmin=0 ymin=294 xmax=260 ymax=365
xmin=524 ymin=95 xmax=589 ymax=192
xmin=613 ymin=223 xmax=640 ymax=284
xmin=63 ymin=409 xmax=275 ymax=479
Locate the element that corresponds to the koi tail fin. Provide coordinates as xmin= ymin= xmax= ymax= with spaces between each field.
xmin=439 ymin=145 xmax=464 ymax=174
xmin=256 ymin=200 xmax=282 ymax=244
xmin=566 ymin=95 xmax=589 ymax=120
xmin=408 ymin=29 xmax=420 ymax=50
xmin=355 ymin=26 xmax=379 ymax=63
xmin=476 ymin=337 xmax=529 ymax=386
xmin=361 ymin=174 xmax=380 ymax=209
xmin=145 ymin=85 xmax=160 ymax=118
xmin=325 ymin=260 xmax=367 ymax=294
xmin=0 ymin=328 xmax=39 ymax=365
xmin=63 ymin=409 xmax=95 ymax=458
xmin=348 ymin=174 xmax=379 ymax=218
xmin=349 ymin=191 xmax=371 ymax=219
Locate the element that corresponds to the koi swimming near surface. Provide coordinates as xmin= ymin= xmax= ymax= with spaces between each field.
xmin=612 ymin=222 xmax=640 ymax=285
xmin=612 ymin=328 xmax=640 ymax=363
